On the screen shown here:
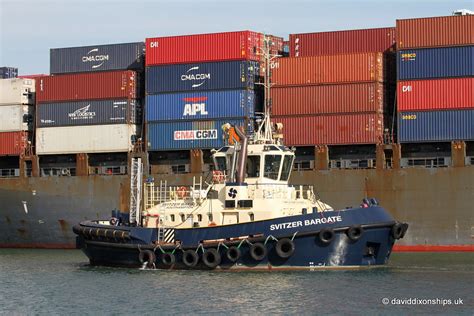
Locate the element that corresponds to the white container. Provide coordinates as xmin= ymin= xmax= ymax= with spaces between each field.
xmin=0 ymin=104 xmax=33 ymax=131
xmin=0 ymin=78 xmax=35 ymax=105
xmin=36 ymin=124 xmax=139 ymax=154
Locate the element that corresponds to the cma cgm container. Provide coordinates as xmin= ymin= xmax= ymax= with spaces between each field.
xmin=146 ymin=90 xmax=255 ymax=122
xmin=272 ymin=82 xmax=385 ymax=116
xmin=290 ymin=27 xmax=396 ymax=57
xmin=37 ymin=99 xmax=141 ymax=128
xmin=0 ymin=78 xmax=35 ymax=105
xmin=398 ymin=78 xmax=474 ymax=111
xmin=398 ymin=46 xmax=474 ymax=80
xmin=36 ymin=71 xmax=138 ymax=103
xmin=271 ymin=53 xmax=384 ymax=86
xmin=0 ymin=131 xmax=28 ymax=156
xmin=0 ymin=67 xmax=18 ymax=79
xmin=146 ymin=31 xmax=262 ymax=66
xmin=399 ymin=110 xmax=474 ymax=142
xmin=273 ymin=114 xmax=384 ymax=145
xmin=0 ymin=105 xmax=33 ymax=131
xmin=396 ymin=15 xmax=474 ymax=49
xmin=36 ymin=124 xmax=138 ymax=154
xmin=50 ymin=42 xmax=145 ymax=74
xmin=146 ymin=61 xmax=259 ymax=94
xmin=147 ymin=119 xmax=253 ymax=150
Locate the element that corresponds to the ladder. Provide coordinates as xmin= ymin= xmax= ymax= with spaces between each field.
xmin=129 ymin=157 xmax=143 ymax=225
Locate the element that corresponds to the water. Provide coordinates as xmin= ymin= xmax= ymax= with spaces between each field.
xmin=0 ymin=250 xmax=472 ymax=315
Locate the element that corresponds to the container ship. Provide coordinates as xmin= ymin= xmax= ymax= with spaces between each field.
xmin=1 ymin=14 xmax=473 ymax=251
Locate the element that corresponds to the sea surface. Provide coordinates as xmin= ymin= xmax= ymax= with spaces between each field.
xmin=0 ymin=250 xmax=472 ymax=315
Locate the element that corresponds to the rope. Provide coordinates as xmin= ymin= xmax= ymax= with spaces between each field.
xmin=291 ymin=231 xmax=298 ymax=241
xmin=195 ymin=243 xmax=204 ymax=254
xmin=264 ymin=235 xmax=278 ymax=245
xmin=217 ymin=242 xmax=229 ymax=252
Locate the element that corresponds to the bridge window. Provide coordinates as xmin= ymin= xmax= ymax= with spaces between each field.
xmin=246 ymin=156 xmax=261 ymax=178
xmin=264 ymin=155 xmax=282 ymax=180
xmin=280 ymin=155 xmax=294 ymax=181
xmin=180 ymin=214 xmax=185 ymax=222
xmin=215 ymin=157 xmax=227 ymax=171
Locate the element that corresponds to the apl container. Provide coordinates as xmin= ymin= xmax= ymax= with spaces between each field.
xmin=146 ymin=60 xmax=259 ymax=94
xmin=36 ymin=71 xmax=138 ymax=103
xmin=50 ymin=42 xmax=145 ymax=74
xmin=0 ymin=78 xmax=35 ymax=105
xmin=146 ymin=90 xmax=255 ymax=122
xmin=396 ymin=15 xmax=474 ymax=49
xmin=36 ymin=124 xmax=138 ymax=154
xmin=147 ymin=119 xmax=253 ymax=151
xmin=0 ymin=67 xmax=18 ymax=79
xmin=398 ymin=110 xmax=474 ymax=142
xmin=146 ymin=31 xmax=262 ymax=66
xmin=272 ymin=82 xmax=385 ymax=115
xmin=271 ymin=53 xmax=385 ymax=86
xmin=272 ymin=114 xmax=384 ymax=145
xmin=0 ymin=105 xmax=33 ymax=132
xmin=290 ymin=27 xmax=396 ymax=57
xmin=397 ymin=78 xmax=474 ymax=111
xmin=398 ymin=46 xmax=474 ymax=80
xmin=37 ymin=99 xmax=141 ymax=128
xmin=0 ymin=131 xmax=28 ymax=156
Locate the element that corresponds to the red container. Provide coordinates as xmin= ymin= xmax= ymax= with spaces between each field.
xmin=0 ymin=131 xmax=28 ymax=156
xmin=396 ymin=15 xmax=474 ymax=49
xmin=273 ymin=114 xmax=384 ymax=145
xmin=146 ymin=31 xmax=263 ymax=66
xmin=290 ymin=27 xmax=396 ymax=57
xmin=272 ymin=83 xmax=385 ymax=115
xmin=398 ymin=78 xmax=474 ymax=111
xmin=36 ymin=71 xmax=138 ymax=103
xmin=271 ymin=53 xmax=384 ymax=86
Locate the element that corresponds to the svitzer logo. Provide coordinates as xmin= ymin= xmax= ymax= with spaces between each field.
xmin=82 ymin=48 xmax=109 ymax=69
xmin=68 ymin=104 xmax=96 ymax=120
xmin=181 ymin=66 xmax=211 ymax=88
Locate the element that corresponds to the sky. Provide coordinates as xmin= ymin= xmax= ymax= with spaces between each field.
xmin=1 ymin=0 xmax=473 ymax=74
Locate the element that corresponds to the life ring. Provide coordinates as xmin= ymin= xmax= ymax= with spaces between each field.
xmin=275 ymin=238 xmax=295 ymax=258
xmin=182 ymin=250 xmax=199 ymax=268
xmin=318 ymin=228 xmax=335 ymax=244
xmin=249 ymin=243 xmax=267 ymax=261
xmin=138 ymin=250 xmax=156 ymax=268
xmin=212 ymin=170 xmax=225 ymax=183
xmin=160 ymin=253 xmax=176 ymax=266
xmin=202 ymin=248 xmax=221 ymax=269
xmin=177 ymin=186 xmax=188 ymax=198
xmin=346 ymin=225 xmax=364 ymax=242
xmin=226 ymin=246 xmax=241 ymax=263
xmin=391 ymin=223 xmax=404 ymax=239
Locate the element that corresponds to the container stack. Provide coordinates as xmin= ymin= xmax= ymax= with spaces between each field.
xmin=397 ymin=15 xmax=474 ymax=143
xmin=0 ymin=78 xmax=35 ymax=156
xmin=145 ymin=31 xmax=263 ymax=151
xmin=35 ymin=42 xmax=144 ymax=155
xmin=272 ymin=28 xmax=396 ymax=146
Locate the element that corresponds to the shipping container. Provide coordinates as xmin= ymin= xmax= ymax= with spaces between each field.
xmin=271 ymin=53 xmax=385 ymax=86
xmin=397 ymin=78 xmax=474 ymax=111
xmin=0 ymin=131 xmax=28 ymax=156
xmin=272 ymin=83 xmax=385 ymax=116
xmin=398 ymin=110 xmax=474 ymax=142
xmin=37 ymin=99 xmax=141 ymax=128
xmin=36 ymin=124 xmax=138 ymax=154
xmin=0 ymin=67 xmax=18 ymax=79
xmin=147 ymin=119 xmax=253 ymax=150
xmin=397 ymin=46 xmax=474 ymax=80
xmin=272 ymin=114 xmax=384 ymax=145
xmin=290 ymin=27 xmax=396 ymax=57
xmin=396 ymin=15 xmax=474 ymax=49
xmin=146 ymin=31 xmax=262 ymax=66
xmin=50 ymin=42 xmax=145 ymax=74
xmin=36 ymin=71 xmax=138 ymax=103
xmin=146 ymin=60 xmax=259 ymax=94
xmin=0 ymin=78 xmax=35 ymax=105
xmin=0 ymin=105 xmax=33 ymax=131
xmin=146 ymin=90 xmax=255 ymax=122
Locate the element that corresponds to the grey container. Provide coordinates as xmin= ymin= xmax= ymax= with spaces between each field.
xmin=0 ymin=67 xmax=18 ymax=79
xmin=50 ymin=42 xmax=145 ymax=74
xmin=37 ymin=99 xmax=141 ymax=128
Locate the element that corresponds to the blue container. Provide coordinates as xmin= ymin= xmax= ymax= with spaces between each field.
xmin=398 ymin=110 xmax=474 ymax=143
xmin=397 ymin=46 xmax=474 ymax=80
xmin=146 ymin=90 xmax=255 ymax=122
xmin=146 ymin=60 xmax=260 ymax=94
xmin=0 ymin=67 xmax=18 ymax=79
xmin=147 ymin=119 xmax=254 ymax=150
